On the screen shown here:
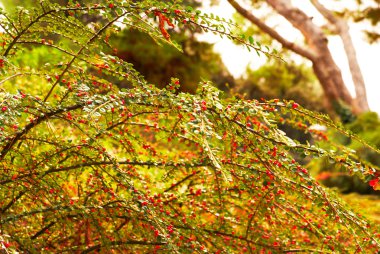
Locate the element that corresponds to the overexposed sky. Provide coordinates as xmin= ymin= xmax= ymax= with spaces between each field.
xmin=199 ymin=0 xmax=380 ymax=113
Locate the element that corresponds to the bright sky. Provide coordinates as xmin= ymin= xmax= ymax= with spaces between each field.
xmin=199 ymin=0 xmax=380 ymax=113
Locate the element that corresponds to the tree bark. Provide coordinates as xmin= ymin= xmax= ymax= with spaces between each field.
xmin=227 ymin=0 xmax=368 ymax=113
xmin=311 ymin=0 xmax=370 ymax=112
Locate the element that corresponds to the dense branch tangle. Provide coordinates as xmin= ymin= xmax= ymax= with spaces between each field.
xmin=0 ymin=1 xmax=379 ymax=253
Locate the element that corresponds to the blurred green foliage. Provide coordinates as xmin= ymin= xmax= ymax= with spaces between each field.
xmin=310 ymin=112 xmax=380 ymax=194
xmin=337 ymin=0 xmax=380 ymax=43
xmin=235 ymin=59 xmax=324 ymax=112
xmin=346 ymin=112 xmax=380 ymax=166
xmin=110 ymin=29 xmax=235 ymax=93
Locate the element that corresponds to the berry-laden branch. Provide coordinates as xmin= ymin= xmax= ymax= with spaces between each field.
xmin=0 ymin=1 xmax=379 ymax=253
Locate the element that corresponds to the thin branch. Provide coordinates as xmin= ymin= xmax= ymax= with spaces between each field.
xmin=310 ymin=0 xmax=338 ymax=24
xmin=43 ymin=12 xmax=128 ymax=102
xmin=3 ymin=5 xmax=106 ymax=57
xmin=163 ymin=171 xmax=200 ymax=193
xmin=80 ymin=240 xmax=167 ymax=253
xmin=0 ymin=190 xmax=26 ymax=214
xmin=3 ymin=10 xmax=55 ymax=57
xmin=31 ymin=222 xmax=56 ymax=240
xmin=0 ymin=73 xmax=24 ymax=85
xmin=0 ymin=103 xmax=84 ymax=161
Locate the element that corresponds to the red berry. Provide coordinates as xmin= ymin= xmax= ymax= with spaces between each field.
xmin=1 ymin=106 xmax=7 ymax=112
xmin=369 ymin=178 xmax=379 ymax=188
xmin=109 ymin=3 xmax=114 ymax=8
xmin=292 ymin=103 xmax=299 ymax=109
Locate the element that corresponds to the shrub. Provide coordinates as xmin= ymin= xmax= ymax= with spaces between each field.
xmin=0 ymin=1 xmax=379 ymax=253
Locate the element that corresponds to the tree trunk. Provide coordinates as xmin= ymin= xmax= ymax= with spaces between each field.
xmin=227 ymin=0 xmax=369 ymax=113
xmin=311 ymin=0 xmax=370 ymax=112
xmin=266 ymin=0 xmax=357 ymax=111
